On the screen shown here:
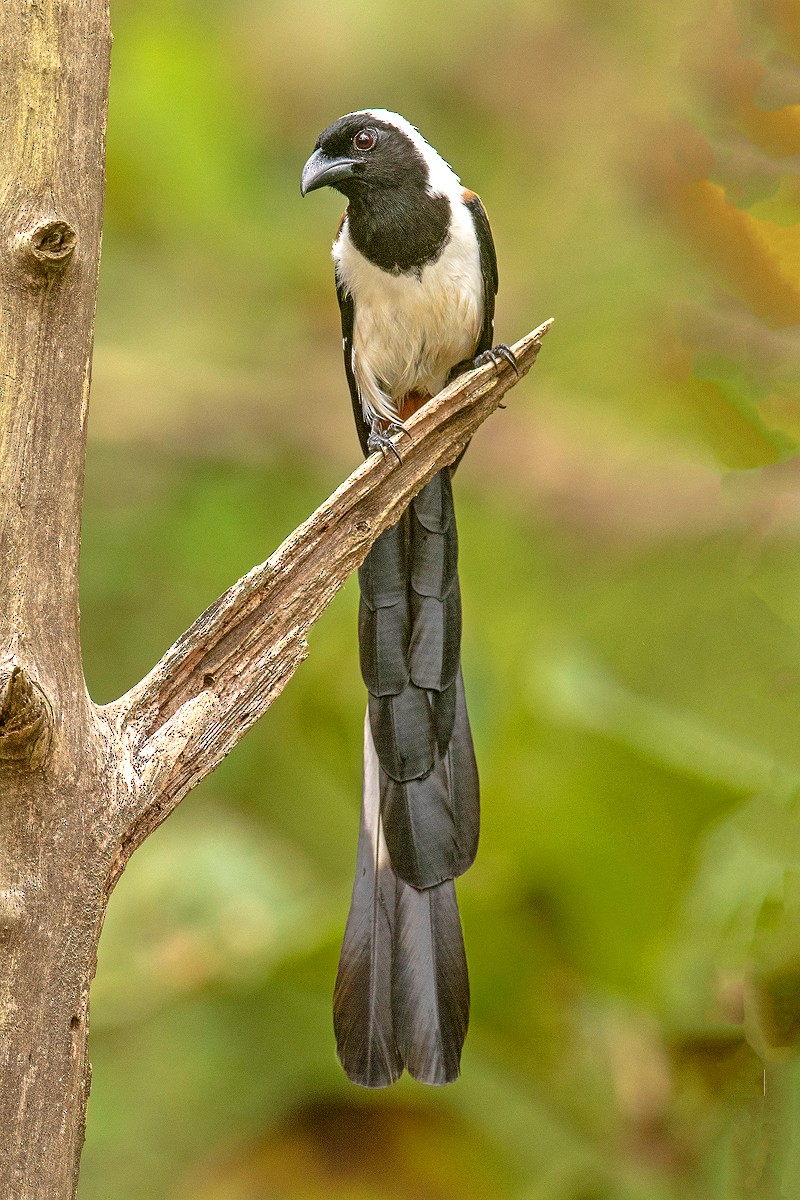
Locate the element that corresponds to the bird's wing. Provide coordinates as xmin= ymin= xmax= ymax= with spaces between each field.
xmin=463 ymin=190 xmax=498 ymax=355
xmin=336 ymin=269 xmax=371 ymax=457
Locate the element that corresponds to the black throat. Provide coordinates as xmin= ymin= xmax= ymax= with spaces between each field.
xmin=346 ymin=186 xmax=451 ymax=275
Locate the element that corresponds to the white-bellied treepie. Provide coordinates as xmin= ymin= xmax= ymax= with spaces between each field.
xmin=302 ymin=110 xmax=516 ymax=1087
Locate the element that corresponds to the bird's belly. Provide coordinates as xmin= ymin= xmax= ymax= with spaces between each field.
xmin=337 ymin=229 xmax=483 ymax=423
xmin=361 ymin=293 xmax=473 ymax=396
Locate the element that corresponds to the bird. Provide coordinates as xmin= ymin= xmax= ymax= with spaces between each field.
xmin=301 ymin=109 xmax=516 ymax=1087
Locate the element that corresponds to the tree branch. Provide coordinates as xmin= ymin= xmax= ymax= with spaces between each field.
xmin=104 ymin=320 xmax=553 ymax=864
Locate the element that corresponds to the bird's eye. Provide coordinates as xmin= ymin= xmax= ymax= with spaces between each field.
xmin=353 ymin=128 xmax=378 ymax=152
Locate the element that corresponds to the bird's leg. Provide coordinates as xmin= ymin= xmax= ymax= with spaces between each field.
xmin=446 ymin=358 xmax=476 ymax=383
xmin=367 ymin=414 xmax=404 ymax=462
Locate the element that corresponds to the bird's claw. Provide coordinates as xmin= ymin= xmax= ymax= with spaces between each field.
xmin=367 ymin=421 xmax=404 ymax=462
xmin=474 ymin=343 xmax=520 ymax=376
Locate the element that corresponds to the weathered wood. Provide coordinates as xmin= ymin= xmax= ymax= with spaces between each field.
xmin=0 ymin=1 xmax=551 ymax=1194
xmin=0 ymin=1 xmax=113 ymax=1196
xmin=0 ymin=666 xmax=53 ymax=768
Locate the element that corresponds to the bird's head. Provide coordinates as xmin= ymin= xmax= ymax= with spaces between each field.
xmin=300 ymin=110 xmax=457 ymax=200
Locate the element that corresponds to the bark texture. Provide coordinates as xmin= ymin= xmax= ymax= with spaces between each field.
xmin=0 ymin=1 xmax=551 ymax=1194
xmin=1 ymin=2 xmax=113 ymax=1196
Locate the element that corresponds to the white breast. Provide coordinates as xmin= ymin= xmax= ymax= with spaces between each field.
xmin=334 ymin=199 xmax=484 ymax=423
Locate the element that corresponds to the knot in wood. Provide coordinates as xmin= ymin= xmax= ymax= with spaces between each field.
xmin=16 ymin=218 xmax=77 ymax=276
xmin=0 ymin=666 xmax=52 ymax=769
xmin=30 ymin=219 xmax=77 ymax=261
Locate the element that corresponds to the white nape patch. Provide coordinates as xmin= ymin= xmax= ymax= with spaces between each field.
xmin=363 ymin=108 xmax=462 ymax=201
xmin=334 ymin=201 xmax=483 ymax=423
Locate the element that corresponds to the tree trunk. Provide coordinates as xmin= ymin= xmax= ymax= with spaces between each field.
xmin=1 ymin=0 xmax=113 ymax=1194
xmin=0 ymin=1 xmax=551 ymax=1195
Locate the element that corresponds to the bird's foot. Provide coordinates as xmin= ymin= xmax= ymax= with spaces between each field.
xmin=474 ymin=343 xmax=520 ymax=376
xmin=367 ymin=418 xmax=405 ymax=462
xmin=387 ymin=419 xmax=412 ymax=442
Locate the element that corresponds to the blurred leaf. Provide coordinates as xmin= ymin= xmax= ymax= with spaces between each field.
xmin=181 ymin=1098 xmax=519 ymax=1200
xmin=533 ymin=643 xmax=797 ymax=793
xmin=95 ymin=805 xmax=330 ymax=1027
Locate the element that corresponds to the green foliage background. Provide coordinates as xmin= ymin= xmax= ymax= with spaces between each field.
xmin=79 ymin=0 xmax=800 ymax=1196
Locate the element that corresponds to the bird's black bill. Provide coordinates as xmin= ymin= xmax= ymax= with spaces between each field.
xmin=301 ymin=149 xmax=359 ymax=196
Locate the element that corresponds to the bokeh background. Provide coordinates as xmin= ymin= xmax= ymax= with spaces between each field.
xmin=78 ymin=1 xmax=800 ymax=1196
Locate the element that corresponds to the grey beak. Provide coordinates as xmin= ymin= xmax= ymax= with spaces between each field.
xmin=301 ymin=148 xmax=359 ymax=196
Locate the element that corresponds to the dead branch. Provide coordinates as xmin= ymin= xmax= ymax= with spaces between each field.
xmin=103 ymin=320 xmax=553 ymax=871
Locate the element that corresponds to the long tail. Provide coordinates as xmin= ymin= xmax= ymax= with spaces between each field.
xmin=334 ymin=468 xmax=479 ymax=1086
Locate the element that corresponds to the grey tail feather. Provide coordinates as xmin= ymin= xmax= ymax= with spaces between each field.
xmin=393 ymin=874 xmax=469 ymax=1085
xmin=333 ymin=712 xmax=403 ymax=1088
xmin=358 ymin=468 xmax=480 ymax=890
xmin=334 ymin=714 xmax=469 ymax=1087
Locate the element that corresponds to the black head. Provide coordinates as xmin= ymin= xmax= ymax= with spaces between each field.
xmin=301 ymin=111 xmax=432 ymax=199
